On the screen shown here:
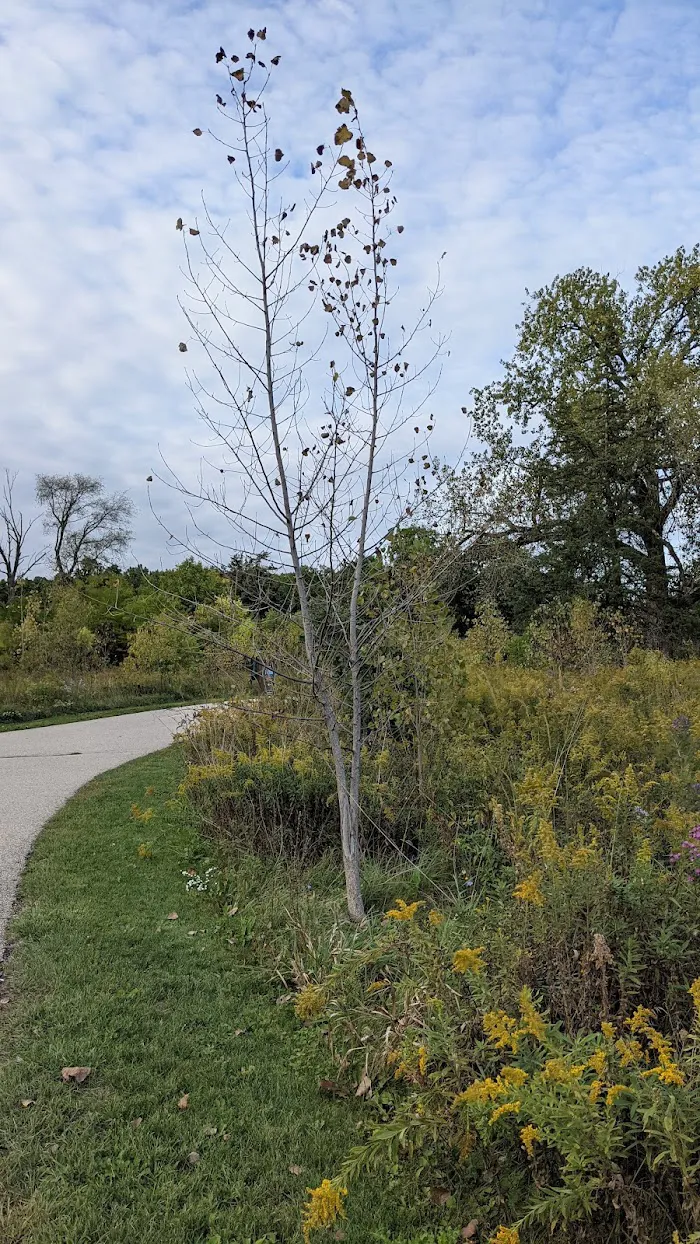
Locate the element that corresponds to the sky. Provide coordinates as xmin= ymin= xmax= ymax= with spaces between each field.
xmin=1 ymin=0 xmax=700 ymax=569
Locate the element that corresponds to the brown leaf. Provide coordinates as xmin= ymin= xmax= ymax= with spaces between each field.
xmin=166 ymin=912 xmax=179 ymax=920
xmin=227 ymin=154 xmax=235 ymax=163
xmin=319 ymin=1079 xmax=348 ymax=1098
xmin=0 ymin=997 xmax=9 ymax=1006
xmin=215 ymin=47 xmax=226 ymax=63
xmin=178 ymin=1093 xmax=190 ymax=1110
xmin=131 ymin=1117 xmax=143 ymax=1128
xmin=192 ymin=128 xmax=203 ymax=136
xmin=189 ymin=227 xmax=199 ymax=236
xmin=187 ymin=1150 xmax=200 ymax=1165
xmin=21 ymin=1099 xmax=35 ymax=1107
xmin=271 ymin=55 xmax=281 ymax=66
xmin=397 ymin=225 xmax=404 ymax=233
xmin=61 ymin=1066 xmax=91 ymax=1084
xmin=232 ymin=68 xmax=245 ymax=81
xmin=256 ymin=27 xmax=267 ymax=39
xmin=289 ymin=1163 xmax=304 ymax=1176
xmin=227 ymin=905 xmax=239 ymax=917
xmin=274 ymin=148 xmax=284 ymax=162
xmin=175 ymin=217 xmax=183 ymax=230
xmin=178 ymin=343 xmax=187 ymax=353
xmin=203 ymin=1125 xmax=218 ymax=1136
xmin=334 ymin=123 xmax=353 ymax=146
xmin=462 ymin=1222 xmax=479 ymax=1240
xmin=247 ymin=27 xmax=255 ymax=40
xmin=430 ymin=1186 xmax=451 ymax=1207
xmin=355 ymin=1069 xmax=372 ymax=1097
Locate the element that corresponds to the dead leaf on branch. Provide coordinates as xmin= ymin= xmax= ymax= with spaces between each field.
xmin=192 ymin=128 xmax=203 ymax=137
xmin=355 ymin=1069 xmax=372 ymax=1097
xmin=175 ymin=217 xmax=183 ymax=230
xmin=232 ymin=68 xmax=245 ymax=81
xmin=334 ymin=123 xmax=353 ymax=146
xmin=274 ymin=148 xmax=284 ymax=162
xmin=61 ymin=1066 xmax=91 ymax=1084
xmin=178 ymin=344 xmax=187 ymax=353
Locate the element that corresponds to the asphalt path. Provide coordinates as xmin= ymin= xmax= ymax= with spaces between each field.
xmin=0 ymin=706 xmax=201 ymax=958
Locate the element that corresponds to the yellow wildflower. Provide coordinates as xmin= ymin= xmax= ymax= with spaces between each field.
xmin=483 ymin=1009 xmax=521 ymax=1053
xmin=589 ymin=1079 xmax=603 ymax=1104
xmin=541 ymin=1059 xmax=585 ymax=1085
xmin=417 ymin=1046 xmax=428 ymax=1076
xmin=428 ymin=908 xmax=444 ymax=927
xmin=500 ymin=1066 xmax=528 ymax=1088
xmin=615 ymin=1037 xmax=643 ymax=1067
xmin=646 ymin=1063 xmax=685 ymax=1087
xmin=302 ymin=1179 xmax=347 ymax=1242
xmin=636 ymin=838 xmax=653 ymax=865
xmin=489 ymin=1228 xmax=520 ymax=1244
xmin=627 ymin=1005 xmax=655 ymax=1035
xmin=488 ymin=1100 xmax=521 ymax=1125
xmin=294 ymin=983 xmax=326 ymax=1021
xmin=689 ymin=978 xmax=700 ymax=1025
xmin=452 ymin=946 xmax=486 ymax=976
xmin=454 ymin=1078 xmax=506 ymax=1107
xmin=385 ymin=898 xmax=424 ymax=922
xmin=385 ymin=1049 xmax=399 ymax=1066
xmin=512 ymin=875 xmax=545 ymax=906
xmin=571 ymin=845 xmax=596 ymax=869
xmin=520 ymin=1123 xmax=541 ymax=1158
xmin=588 ymin=1049 xmax=607 ymax=1076
xmin=518 ymin=987 xmax=547 ymax=1041
xmin=601 ymin=1022 xmax=615 ymax=1040
xmin=606 ymin=1083 xmax=629 ymax=1108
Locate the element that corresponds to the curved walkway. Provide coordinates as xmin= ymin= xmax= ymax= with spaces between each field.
xmin=0 ymin=706 xmax=200 ymax=957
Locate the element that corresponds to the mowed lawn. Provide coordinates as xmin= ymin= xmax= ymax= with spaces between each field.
xmin=0 ymin=748 xmax=424 ymax=1244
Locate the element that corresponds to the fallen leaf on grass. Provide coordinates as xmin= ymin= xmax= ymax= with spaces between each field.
xmin=227 ymin=905 xmax=239 ymax=917
xmin=319 ymin=1079 xmax=348 ymax=1098
xmin=187 ymin=1150 xmax=200 ymax=1165
xmin=0 ymin=997 xmax=9 ymax=1006
xmin=21 ymin=1099 xmax=35 ymax=1107
xmin=462 ymin=1223 xmax=479 ymax=1239
xmin=203 ymin=1125 xmax=218 ymax=1136
xmin=355 ymin=1070 xmax=372 ymax=1098
xmin=178 ymin=1094 xmax=190 ymax=1110
xmin=166 ymin=912 xmax=179 ymax=921
xmin=131 ymin=1117 xmax=143 ymax=1128
xmin=234 ymin=1028 xmax=247 ymax=1037
xmin=430 ymin=1186 xmax=451 ymax=1207
xmin=61 ymin=1067 xmax=91 ymax=1084
xmin=289 ymin=1164 xmax=303 ymax=1176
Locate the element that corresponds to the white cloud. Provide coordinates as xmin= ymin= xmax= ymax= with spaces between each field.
xmin=1 ymin=0 xmax=699 ymax=566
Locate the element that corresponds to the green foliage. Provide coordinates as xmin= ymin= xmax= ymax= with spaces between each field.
xmin=455 ymin=245 xmax=700 ymax=647
xmin=125 ymin=614 xmax=202 ymax=677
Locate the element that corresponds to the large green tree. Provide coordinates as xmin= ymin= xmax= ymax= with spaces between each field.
xmin=456 ymin=245 xmax=700 ymax=642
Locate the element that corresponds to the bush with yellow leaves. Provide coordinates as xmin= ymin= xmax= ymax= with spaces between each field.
xmin=298 ymin=897 xmax=700 ymax=1243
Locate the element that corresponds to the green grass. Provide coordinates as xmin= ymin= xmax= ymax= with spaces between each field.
xmin=0 ymin=698 xmax=207 ymax=732
xmin=0 ymin=748 xmax=436 ymax=1244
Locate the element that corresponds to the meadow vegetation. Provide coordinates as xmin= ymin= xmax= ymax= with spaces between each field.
xmin=176 ymin=596 xmax=700 ymax=1244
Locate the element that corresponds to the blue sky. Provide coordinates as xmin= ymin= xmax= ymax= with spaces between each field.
xmin=2 ymin=0 xmax=700 ymax=567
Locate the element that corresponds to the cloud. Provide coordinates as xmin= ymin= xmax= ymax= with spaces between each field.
xmin=1 ymin=0 xmax=699 ymax=566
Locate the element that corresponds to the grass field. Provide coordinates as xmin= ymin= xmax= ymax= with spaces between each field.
xmin=0 ymin=747 xmax=438 ymax=1244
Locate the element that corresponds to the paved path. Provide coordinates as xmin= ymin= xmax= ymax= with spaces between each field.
xmin=0 ymin=706 xmax=201 ymax=958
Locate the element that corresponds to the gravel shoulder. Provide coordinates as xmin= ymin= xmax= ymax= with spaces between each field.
xmin=0 ymin=705 xmax=200 ymax=956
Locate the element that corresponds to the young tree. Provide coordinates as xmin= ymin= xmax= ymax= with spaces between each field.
xmin=452 ymin=247 xmax=700 ymax=643
xmin=36 ymin=473 xmax=134 ymax=581
xmin=169 ymin=29 xmax=443 ymax=919
xmin=0 ymin=470 xmax=43 ymax=602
